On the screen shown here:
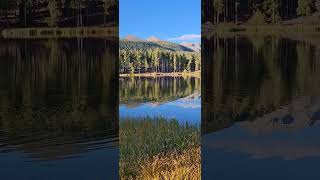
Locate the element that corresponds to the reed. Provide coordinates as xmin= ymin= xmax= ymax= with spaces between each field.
xmin=119 ymin=117 xmax=200 ymax=180
xmin=138 ymin=146 xmax=200 ymax=180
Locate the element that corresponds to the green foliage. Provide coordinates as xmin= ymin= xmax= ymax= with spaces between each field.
xmin=248 ymin=10 xmax=266 ymax=25
xmin=120 ymin=48 xmax=200 ymax=74
xmin=263 ymin=0 xmax=281 ymax=24
xmin=120 ymin=40 xmax=200 ymax=74
xmin=102 ymin=0 xmax=118 ymax=15
xmin=47 ymin=0 xmax=62 ymax=27
xmin=120 ymin=40 xmax=194 ymax=52
xmin=205 ymin=0 xmax=320 ymax=26
xmin=0 ymin=0 xmax=119 ymax=28
xmin=297 ymin=0 xmax=312 ymax=16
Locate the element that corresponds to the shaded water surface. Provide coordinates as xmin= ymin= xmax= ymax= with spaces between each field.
xmin=202 ymin=35 xmax=320 ymax=179
xmin=0 ymin=38 xmax=119 ymax=179
xmin=120 ymin=76 xmax=201 ymax=124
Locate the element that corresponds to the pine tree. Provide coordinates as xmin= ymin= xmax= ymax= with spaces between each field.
xmin=297 ymin=0 xmax=311 ymax=16
xmin=263 ymin=0 xmax=280 ymax=24
xmin=173 ymin=54 xmax=177 ymax=72
xmin=102 ymin=0 xmax=118 ymax=26
xmin=213 ymin=0 xmax=224 ymax=24
xmin=70 ymin=0 xmax=83 ymax=26
xmin=47 ymin=0 xmax=62 ymax=27
xmin=144 ymin=57 xmax=149 ymax=73
xmin=17 ymin=0 xmax=29 ymax=27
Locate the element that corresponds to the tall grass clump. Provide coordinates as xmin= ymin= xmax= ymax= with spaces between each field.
xmin=119 ymin=117 xmax=200 ymax=180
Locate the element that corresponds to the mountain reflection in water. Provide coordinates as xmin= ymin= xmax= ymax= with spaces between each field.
xmin=120 ymin=77 xmax=201 ymax=124
xmin=202 ymin=35 xmax=320 ymax=180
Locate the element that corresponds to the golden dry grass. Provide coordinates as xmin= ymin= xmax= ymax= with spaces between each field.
xmin=119 ymin=117 xmax=200 ymax=180
xmin=137 ymin=146 xmax=200 ymax=180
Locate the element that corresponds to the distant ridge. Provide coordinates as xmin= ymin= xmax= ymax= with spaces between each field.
xmin=180 ymin=42 xmax=201 ymax=52
xmin=120 ymin=35 xmax=196 ymax=52
xmin=147 ymin=36 xmax=161 ymax=42
xmin=122 ymin=35 xmax=145 ymax=41
xmin=120 ymin=40 xmax=195 ymax=52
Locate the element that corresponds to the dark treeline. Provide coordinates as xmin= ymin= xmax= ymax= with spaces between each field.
xmin=120 ymin=49 xmax=200 ymax=74
xmin=203 ymin=0 xmax=320 ymax=24
xmin=202 ymin=35 xmax=320 ymax=134
xmin=0 ymin=0 xmax=118 ymax=28
xmin=0 ymin=38 xmax=118 ymax=160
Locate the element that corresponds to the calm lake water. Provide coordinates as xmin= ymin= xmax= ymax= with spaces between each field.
xmin=120 ymin=77 xmax=201 ymax=124
xmin=202 ymin=35 xmax=320 ymax=179
xmin=0 ymin=38 xmax=119 ymax=180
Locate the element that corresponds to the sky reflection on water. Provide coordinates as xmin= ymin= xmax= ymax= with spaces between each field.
xmin=120 ymin=94 xmax=201 ymax=125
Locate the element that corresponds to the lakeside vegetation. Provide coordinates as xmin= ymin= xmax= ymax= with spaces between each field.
xmin=1 ymin=26 xmax=118 ymax=39
xmin=119 ymin=71 xmax=201 ymax=78
xmin=119 ymin=41 xmax=201 ymax=74
xmin=120 ymin=40 xmax=194 ymax=52
xmin=0 ymin=0 xmax=118 ymax=28
xmin=203 ymin=0 xmax=320 ymax=34
xmin=119 ymin=117 xmax=200 ymax=180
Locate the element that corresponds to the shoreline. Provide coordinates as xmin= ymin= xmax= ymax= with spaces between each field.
xmin=119 ymin=71 xmax=201 ymax=78
xmin=203 ymin=23 xmax=320 ymax=38
xmin=1 ymin=26 xmax=118 ymax=39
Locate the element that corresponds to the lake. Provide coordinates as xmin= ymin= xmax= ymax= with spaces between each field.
xmin=119 ymin=76 xmax=201 ymax=179
xmin=0 ymin=38 xmax=119 ymax=180
xmin=202 ymin=35 xmax=320 ymax=179
xmin=119 ymin=76 xmax=201 ymax=125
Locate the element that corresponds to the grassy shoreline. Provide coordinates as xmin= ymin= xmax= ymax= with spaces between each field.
xmin=203 ymin=23 xmax=320 ymax=38
xmin=120 ymin=117 xmax=200 ymax=180
xmin=1 ymin=26 xmax=118 ymax=39
xmin=119 ymin=71 xmax=201 ymax=78
xmin=137 ymin=146 xmax=200 ymax=180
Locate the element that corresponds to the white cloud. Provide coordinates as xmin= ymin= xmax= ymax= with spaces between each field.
xmin=168 ymin=34 xmax=201 ymax=41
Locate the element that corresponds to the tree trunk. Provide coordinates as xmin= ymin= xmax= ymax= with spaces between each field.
xmin=224 ymin=0 xmax=226 ymax=22
xmin=272 ymin=8 xmax=275 ymax=24
xmin=24 ymin=4 xmax=27 ymax=27
xmin=217 ymin=9 xmax=220 ymax=24
xmin=235 ymin=1 xmax=238 ymax=24
xmin=80 ymin=3 xmax=83 ymax=26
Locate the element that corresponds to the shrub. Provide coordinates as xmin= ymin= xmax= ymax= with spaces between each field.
xmin=248 ymin=10 xmax=266 ymax=26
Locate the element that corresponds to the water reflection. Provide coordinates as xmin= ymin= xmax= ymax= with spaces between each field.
xmin=202 ymin=35 xmax=320 ymax=179
xmin=120 ymin=77 xmax=201 ymax=124
xmin=119 ymin=76 xmax=201 ymax=179
xmin=0 ymin=38 xmax=118 ymax=179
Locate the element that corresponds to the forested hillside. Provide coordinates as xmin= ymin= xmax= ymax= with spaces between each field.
xmin=119 ymin=39 xmax=200 ymax=74
xmin=120 ymin=40 xmax=194 ymax=52
xmin=202 ymin=0 xmax=320 ymax=24
xmin=0 ymin=0 xmax=118 ymax=28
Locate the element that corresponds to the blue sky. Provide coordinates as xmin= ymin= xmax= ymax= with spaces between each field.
xmin=120 ymin=0 xmax=201 ymax=43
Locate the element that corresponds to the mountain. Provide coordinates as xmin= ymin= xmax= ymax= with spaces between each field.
xmin=146 ymin=36 xmax=161 ymax=42
xmin=120 ymin=36 xmax=195 ymax=52
xmin=122 ymin=35 xmax=145 ymax=41
xmin=181 ymin=42 xmax=201 ymax=52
